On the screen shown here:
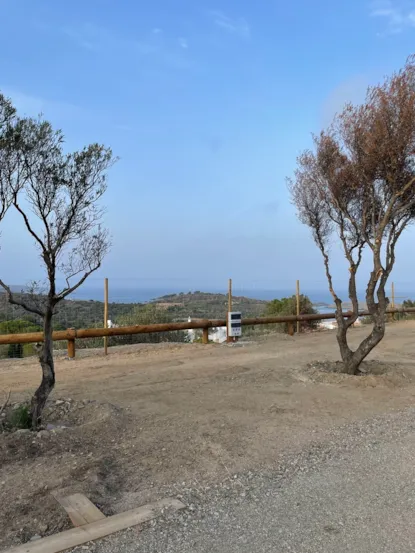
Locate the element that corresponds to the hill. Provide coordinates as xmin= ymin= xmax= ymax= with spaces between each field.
xmin=0 ymin=293 xmax=137 ymax=331
xmin=150 ymin=291 xmax=267 ymax=320
xmin=0 ymin=291 xmax=267 ymax=332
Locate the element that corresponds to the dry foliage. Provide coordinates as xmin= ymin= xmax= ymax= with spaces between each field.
xmin=289 ymin=55 xmax=415 ymax=374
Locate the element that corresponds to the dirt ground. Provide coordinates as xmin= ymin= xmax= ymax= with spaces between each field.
xmin=1 ymin=321 xmax=415 ymax=549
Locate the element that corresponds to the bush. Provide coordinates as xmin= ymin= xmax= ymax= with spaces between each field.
xmin=23 ymin=343 xmax=38 ymax=357
xmin=264 ymin=294 xmax=318 ymax=333
xmin=0 ymin=319 xmax=41 ymax=334
xmin=361 ymin=316 xmax=373 ymax=325
xmin=7 ymin=343 xmax=23 ymax=358
xmin=0 ymin=319 xmax=42 ymax=359
xmin=8 ymin=404 xmax=31 ymax=429
xmin=393 ymin=299 xmax=415 ymax=321
xmin=111 ymin=304 xmax=186 ymax=345
xmin=117 ymin=304 xmax=172 ymax=326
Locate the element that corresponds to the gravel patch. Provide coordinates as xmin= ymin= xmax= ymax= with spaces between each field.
xmin=68 ymin=408 xmax=415 ymax=553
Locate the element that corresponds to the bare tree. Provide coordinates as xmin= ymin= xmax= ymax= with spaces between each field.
xmin=0 ymin=116 xmax=114 ymax=427
xmin=289 ymin=56 xmax=415 ymax=375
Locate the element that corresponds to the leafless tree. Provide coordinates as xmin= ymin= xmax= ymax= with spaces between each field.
xmin=289 ymin=56 xmax=415 ymax=375
xmin=0 ymin=116 xmax=114 ymax=427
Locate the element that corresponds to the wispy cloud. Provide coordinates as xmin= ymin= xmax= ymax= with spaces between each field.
xmin=62 ymin=24 xmax=102 ymax=51
xmin=62 ymin=23 xmax=157 ymax=55
xmin=56 ymin=23 xmax=192 ymax=70
xmin=115 ymin=123 xmax=132 ymax=132
xmin=370 ymin=0 xmax=415 ymax=34
xmin=178 ymin=37 xmax=188 ymax=49
xmin=209 ymin=11 xmax=250 ymax=39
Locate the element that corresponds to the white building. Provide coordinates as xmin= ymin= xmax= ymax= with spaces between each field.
xmin=186 ymin=317 xmax=227 ymax=343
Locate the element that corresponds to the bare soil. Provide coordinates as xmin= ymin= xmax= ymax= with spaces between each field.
xmin=1 ymin=321 xmax=415 ymax=549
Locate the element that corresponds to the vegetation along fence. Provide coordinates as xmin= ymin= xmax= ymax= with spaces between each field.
xmin=0 ymin=307 xmax=414 ymax=359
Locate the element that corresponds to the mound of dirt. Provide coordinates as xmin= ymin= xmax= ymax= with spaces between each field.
xmin=0 ymin=398 xmax=130 ymax=549
xmin=0 ymin=397 xmax=121 ymax=434
xmin=304 ymin=360 xmax=413 ymax=387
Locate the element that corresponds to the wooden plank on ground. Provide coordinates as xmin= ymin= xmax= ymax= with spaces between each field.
xmin=3 ymin=498 xmax=185 ymax=553
xmin=54 ymin=493 xmax=106 ymax=527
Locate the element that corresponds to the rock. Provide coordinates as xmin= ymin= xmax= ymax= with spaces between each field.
xmin=37 ymin=430 xmax=49 ymax=438
xmin=16 ymin=429 xmax=30 ymax=435
xmin=30 ymin=535 xmax=41 ymax=542
xmin=55 ymin=400 xmax=64 ymax=406
xmin=46 ymin=423 xmax=67 ymax=431
xmin=51 ymin=427 xmax=64 ymax=434
xmin=12 ymin=403 xmax=21 ymax=410
xmin=38 ymin=523 xmax=48 ymax=533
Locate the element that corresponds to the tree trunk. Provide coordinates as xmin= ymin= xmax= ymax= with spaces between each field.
xmin=341 ymin=353 xmax=365 ymax=375
xmin=30 ymin=308 xmax=55 ymax=429
xmin=336 ymin=323 xmax=353 ymax=367
xmin=337 ymin=314 xmax=386 ymax=375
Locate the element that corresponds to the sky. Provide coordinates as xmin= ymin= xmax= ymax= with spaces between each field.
xmin=1 ymin=0 xmax=415 ymax=296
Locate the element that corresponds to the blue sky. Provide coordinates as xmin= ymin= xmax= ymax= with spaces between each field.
xmin=1 ymin=0 xmax=415 ymax=296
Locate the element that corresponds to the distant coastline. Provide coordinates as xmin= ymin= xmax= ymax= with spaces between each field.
xmin=67 ymin=287 xmax=335 ymax=304
xmin=65 ymin=287 xmax=394 ymax=306
xmin=5 ymin=285 xmax=412 ymax=307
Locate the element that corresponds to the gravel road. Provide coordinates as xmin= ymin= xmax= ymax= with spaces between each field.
xmin=69 ymin=408 xmax=415 ymax=553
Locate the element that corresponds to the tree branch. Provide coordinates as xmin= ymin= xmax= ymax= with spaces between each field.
xmin=0 ymin=279 xmax=45 ymax=317
xmin=13 ymin=200 xmax=47 ymax=255
xmin=314 ymin=225 xmax=342 ymax=311
xmin=379 ymin=176 xmax=415 ymax=237
xmin=55 ymin=264 xmax=101 ymax=302
xmin=344 ymin=242 xmax=364 ymax=329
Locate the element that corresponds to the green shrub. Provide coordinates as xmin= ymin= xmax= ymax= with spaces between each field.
xmin=264 ymin=294 xmax=318 ymax=333
xmin=361 ymin=316 xmax=373 ymax=325
xmin=8 ymin=404 xmax=31 ymax=429
xmin=23 ymin=343 xmax=37 ymax=357
xmin=398 ymin=300 xmax=415 ymax=320
xmin=0 ymin=319 xmax=42 ymax=358
xmin=117 ymin=304 xmax=172 ymax=326
xmin=7 ymin=343 xmax=23 ymax=358
xmin=0 ymin=319 xmax=41 ymax=334
xmin=111 ymin=304 xmax=186 ymax=345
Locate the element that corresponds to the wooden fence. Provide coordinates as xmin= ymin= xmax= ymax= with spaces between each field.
xmin=0 ymin=307 xmax=414 ymax=358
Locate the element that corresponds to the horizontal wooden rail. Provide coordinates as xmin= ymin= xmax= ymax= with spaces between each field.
xmin=243 ymin=307 xmax=415 ymax=325
xmin=0 ymin=307 xmax=414 ymax=349
xmin=0 ymin=319 xmax=225 ymax=345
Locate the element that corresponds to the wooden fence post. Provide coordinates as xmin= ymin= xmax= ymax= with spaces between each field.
xmin=296 ymin=280 xmax=300 ymax=334
xmin=202 ymin=327 xmax=209 ymax=344
xmin=104 ymin=278 xmax=109 ymax=355
xmin=67 ymin=329 xmax=76 ymax=359
xmin=288 ymin=322 xmax=294 ymax=336
xmin=227 ymin=278 xmax=233 ymax=343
